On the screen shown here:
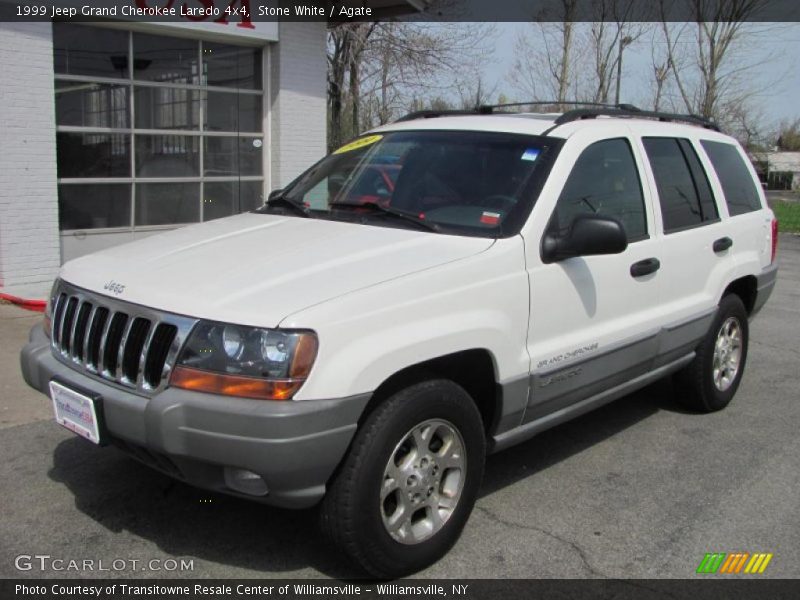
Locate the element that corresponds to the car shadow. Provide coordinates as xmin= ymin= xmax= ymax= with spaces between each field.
xmin=480 ymin=377 xmax=692 ymax=497
xmin=48 ymin=377 xmax=691 ymax=579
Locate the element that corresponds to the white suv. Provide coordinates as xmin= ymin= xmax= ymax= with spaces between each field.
xmin=21 ymin=105 xmax=778 ymax=577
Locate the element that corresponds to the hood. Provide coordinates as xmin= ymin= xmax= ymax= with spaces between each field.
xmin=59 ymin=213 xmax=494 ymax=327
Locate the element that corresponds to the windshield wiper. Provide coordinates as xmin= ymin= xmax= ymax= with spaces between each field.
xmin=329 ymin=201 xmax=441 ymax=233
xmin=262 ymin=192 xmax=311 ymax=218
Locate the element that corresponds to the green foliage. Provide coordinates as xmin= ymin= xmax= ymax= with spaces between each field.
xmin=776 ymin=119 xmax=800 ymax=152
xmin=770 ymin=200 xmax=800 ymax=233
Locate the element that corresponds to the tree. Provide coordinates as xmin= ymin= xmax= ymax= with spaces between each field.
xmin=509 ymin=0 xmax=580 ymax=107
xmin=586 ymin=1 xmax=648 ymax=104
xmin=327 ymin=22 xmax=495 ymax=150
xmin=657 ymin=0 xmax=772 ymax=122
xmin=776 ymin=119 xmax=800 ymax=152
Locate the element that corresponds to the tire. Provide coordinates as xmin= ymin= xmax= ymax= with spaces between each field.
xmin=675 ymin=294 xmax=749 ymax=412
xmin=320 ymin=379 xmax=486 ymax=578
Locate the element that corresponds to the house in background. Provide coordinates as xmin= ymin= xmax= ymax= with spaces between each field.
xmin=751 ymin=151 xmax=800 ymax=191
xmin=0 ymin=1 xmax=429 ymax=300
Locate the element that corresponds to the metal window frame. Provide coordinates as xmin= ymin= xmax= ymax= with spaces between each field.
xmin=55 ymin=26 xmax=267 ymax=234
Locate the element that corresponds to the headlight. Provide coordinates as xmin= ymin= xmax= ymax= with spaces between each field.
xmin=170 ymin=321 xmax=318 ymax=400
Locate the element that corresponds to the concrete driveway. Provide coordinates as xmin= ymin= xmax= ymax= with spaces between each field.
xmin=1 ymin=236 xmax=798 ymax=580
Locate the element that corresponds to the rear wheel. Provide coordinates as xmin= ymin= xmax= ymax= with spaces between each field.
xmin=675 ymin=294 xmax=749 ymax=412
xmin=320 ymin=379 xmax=485 ymax=578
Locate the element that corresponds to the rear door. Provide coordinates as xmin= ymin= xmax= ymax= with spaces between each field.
xmin=634 ymin=134 xmax=734 ymax=364
xmin=523 ymin=128 xmax=666 ymax=423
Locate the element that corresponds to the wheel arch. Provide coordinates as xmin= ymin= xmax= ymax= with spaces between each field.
xmin=357 ymin=348 xmax=503 ymax=437
xmin=721 ymin=275 xmax=757 ymax=315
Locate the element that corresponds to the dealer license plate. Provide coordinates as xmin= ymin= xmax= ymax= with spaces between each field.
xmin=50 ymin=380 xmax=101 ymax=444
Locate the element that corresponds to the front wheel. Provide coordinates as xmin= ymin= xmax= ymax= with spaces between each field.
xmin=320 ymin=379 xmax=485 ymax=578
xmin=675 ymin=294 xmax=749 ymax=412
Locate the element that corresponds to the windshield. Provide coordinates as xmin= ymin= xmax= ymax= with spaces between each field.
xmin=271 ymin=130 xmax=557 ymax=237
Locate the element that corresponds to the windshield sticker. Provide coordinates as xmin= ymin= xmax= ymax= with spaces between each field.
xmin=480 ymin=211 xmax=501 ymax=225
xmin=521 ymin=148 xmax=540 ymax=162
xmin=333 ymin=135 xmax=383 ymax=155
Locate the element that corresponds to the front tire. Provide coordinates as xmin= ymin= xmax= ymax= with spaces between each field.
xmin=320 ymin=379 xmax=485 ymax=578
xmin=675 ymin=294 xmax=749 ymax=412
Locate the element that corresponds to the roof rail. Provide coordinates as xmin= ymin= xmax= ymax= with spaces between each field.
xmin=394 ymin=109 xmax=481 ymax=122
xmin=552 ymin=107 xmax=721 ymax=131
xmin=394 ymin=102 xmax=721 ymax=132
xmin=477 ymin=100 xmax=641 ymax=114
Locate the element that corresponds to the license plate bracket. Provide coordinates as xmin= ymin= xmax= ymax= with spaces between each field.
xmin=49 ymin=379 xmax=107 ymax=445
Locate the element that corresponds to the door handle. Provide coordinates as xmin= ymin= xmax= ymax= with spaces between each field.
xmin=630 ymin=258 xmax=661 ymax=278
xmin=713 ymin=237 xmax=733 ymax=252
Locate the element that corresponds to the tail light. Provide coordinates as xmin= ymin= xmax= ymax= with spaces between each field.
xmin=771 ymin=218 xmax=779 ymax=264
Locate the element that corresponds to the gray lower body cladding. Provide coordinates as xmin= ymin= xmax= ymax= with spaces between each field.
xmin=20 ymin=324 xmax=369 ymax=508
xmin=753 ymin=263 xmax=778 ymax=316
xmin=491 ymin=309 xmax=715 ymax=452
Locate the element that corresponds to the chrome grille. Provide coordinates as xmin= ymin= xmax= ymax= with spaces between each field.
xmin=50 ymin=281 xmax=197 ymax=396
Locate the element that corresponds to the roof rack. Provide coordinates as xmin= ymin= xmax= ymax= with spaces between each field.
xmin=394 ymin=109 xmax=482 ymax=122
xmin=395 ymin=101 xmax=637 ymax=122
xmin=552 ymin=107 xmax=720 ymax=132
xmin=394 ymin=101 xmax=721 ymax=132
xmin=477 ymin=100 xmax=641 ymax=114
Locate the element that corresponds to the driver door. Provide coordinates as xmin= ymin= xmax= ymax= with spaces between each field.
xmin=523 ymin=135 xmax=665 ymax=422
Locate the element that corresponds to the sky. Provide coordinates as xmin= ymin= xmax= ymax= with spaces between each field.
xmin=478 ymin=22 xmax=800 ymax=130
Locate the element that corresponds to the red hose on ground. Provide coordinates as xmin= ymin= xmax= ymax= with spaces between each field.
xmin=0 ymin=291 xmax=46 ymax=313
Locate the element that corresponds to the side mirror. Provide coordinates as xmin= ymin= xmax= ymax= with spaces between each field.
xmin=541 ymin=215 xmax=628 ymax=263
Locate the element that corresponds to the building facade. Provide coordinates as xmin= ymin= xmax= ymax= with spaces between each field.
xmin=0 ymin=17 xmax=327 ymax=298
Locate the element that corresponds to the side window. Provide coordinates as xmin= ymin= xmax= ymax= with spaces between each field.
xmin=643 ymin=137 xmax=719 ymax=233
xmin=701 ymin=140 xmax=763 ymax=216
xmin=552 ymin=138 xmax=647 ymax=241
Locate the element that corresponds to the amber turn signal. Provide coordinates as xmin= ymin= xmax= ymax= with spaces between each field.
xmin=170 ymin=366 xmax=305 ymax=400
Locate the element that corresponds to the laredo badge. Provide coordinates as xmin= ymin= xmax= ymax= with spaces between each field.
xmin=333 ymin=134 xmax=383 ymax=154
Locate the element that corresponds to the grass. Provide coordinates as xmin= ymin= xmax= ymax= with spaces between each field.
xmin=770 ymin=201 xmax=800 ymax=233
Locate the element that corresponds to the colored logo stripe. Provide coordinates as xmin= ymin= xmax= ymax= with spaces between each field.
xmin=697 ymin=553 xmax=726 ymax=573
xmin=744 ymin=553 xmax=773 ymax=574
xmin=719 ymin=552 xmax=749 ymax=573
xmin=697 ymin=552 xmax=773 ymax=574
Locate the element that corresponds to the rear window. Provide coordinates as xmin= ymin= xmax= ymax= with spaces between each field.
xmin=643 ymin=137 xmax=719 ymax=233
xmin=701 ymin=140 xmax=762 ymax=216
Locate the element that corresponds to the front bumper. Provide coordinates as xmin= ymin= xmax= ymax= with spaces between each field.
xmin=20 ymin=324 xmax=369 ymax=508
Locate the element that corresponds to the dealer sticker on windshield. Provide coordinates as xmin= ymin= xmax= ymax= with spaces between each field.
xmin=521 ymin=148 xmax=540 ymax=161
xmin=333 ymin=134 xmax=383 ymax=155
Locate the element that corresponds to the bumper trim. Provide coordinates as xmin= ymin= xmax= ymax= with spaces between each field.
xmin=21 ymin=324 xmax=370 ymax=509
xmin=752 ymin=263 xmax=778 ymax=316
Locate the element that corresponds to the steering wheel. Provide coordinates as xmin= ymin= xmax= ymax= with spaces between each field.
xmin=482 ymin=195 xmax=518 ymax=211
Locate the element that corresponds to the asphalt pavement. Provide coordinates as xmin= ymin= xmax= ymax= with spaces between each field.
xmin=1 ymin=235 xmax=798 ymax=580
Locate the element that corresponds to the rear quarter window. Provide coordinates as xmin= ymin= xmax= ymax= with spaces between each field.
xmin=700 ymin=140 xmax=763 ymax=216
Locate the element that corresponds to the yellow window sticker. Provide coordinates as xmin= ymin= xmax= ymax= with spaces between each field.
xmin=333 ymin=134 xmax=383 ymax=155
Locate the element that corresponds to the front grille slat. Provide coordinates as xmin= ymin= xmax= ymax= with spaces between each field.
xmin=81 ymin=305 xmax=99 ymax=367
xmin=49 ymin=283 xmax=195 ymax=396
xmin=71 ymin=301 xmax=93 ymax=362
xmin=103 ymin=313 xmax=129 ymax=376
xmin=95 ymin=308 xmax=116 ymax=374
xmin=114 ymin=316 xmax=137 ymax=381
xmin=144 ymin=324 xmax=178 ymax=389
xmin=121 ymin=318 xmax=151 ymax=384
xmin=60 ymin=297 xmax=79 ymax=356
xmin=86 ymin=307 xmax=109 ymax=371
xmin=52 ymin=293 xmax=68 ymax=346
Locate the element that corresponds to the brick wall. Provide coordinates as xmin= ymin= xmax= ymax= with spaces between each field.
xmin=0 ymin=22 xmax=60 ymax=297
xmin=269 ymin=21 xmax=328 ymax=189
